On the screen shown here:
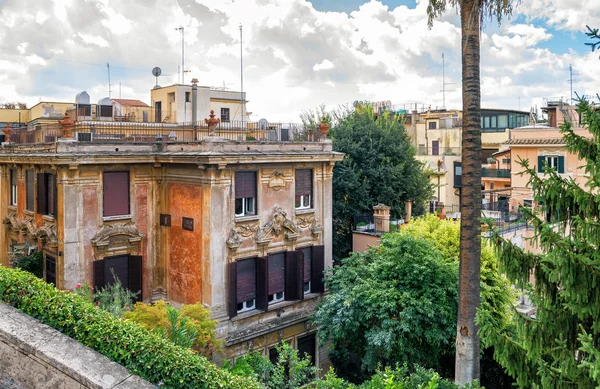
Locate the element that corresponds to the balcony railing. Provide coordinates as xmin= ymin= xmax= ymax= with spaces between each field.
xmin=417 ymin=147 xmax=460 ymax=156
xmin=353 ymin=214 xmax=403 ymax=235
xmin=4 ymin=120 xmax=313 ymax=145
xmin=482 ymin=168 xmax=510 ymax=178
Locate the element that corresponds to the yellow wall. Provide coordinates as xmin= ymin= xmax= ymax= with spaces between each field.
xmin=0 ymin=109 xmax=30 ymax=124
xmin=29 ymin=102 xmax=72 ymax=121
xmin=482 ymin=131 xmax=510 ymax=147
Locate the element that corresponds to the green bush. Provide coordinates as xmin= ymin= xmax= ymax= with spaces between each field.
xmin=12 ymin=251 xmax=43 ymax=278
xmin=0 ymin=265 xmax=260 ymax=389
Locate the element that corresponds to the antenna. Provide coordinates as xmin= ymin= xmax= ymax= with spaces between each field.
xmin=240 ymin=23 xmax=244 ymax=128
xmin=176 ymin=26 xmax=184 ymax=84
xmin=440 ymin=53 xmax=455 ymax=109
xmin=107 ymin=63 xmax=112 ymax=99
xmin=569 ymin=64 xmax=573 ymax=104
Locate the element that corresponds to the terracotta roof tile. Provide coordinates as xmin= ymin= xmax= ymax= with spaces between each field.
xmin=503 ymin=138 xmax=565 ymax=145
xmin=111 ymin=99 xmax=149 ymax=108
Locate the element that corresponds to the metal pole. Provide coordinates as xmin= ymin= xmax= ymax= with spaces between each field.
xmin=107 ymin=63 xmax=111 ymax=99
xmin=240 ymin=24 xmax=244 ymax=129
xmin=442 ymin=53 xmax=445 ymax=109
xmin=182 ymin=27 xmax=185 ymax=84
xmin=569 ymin=64 xmax=573 ymax=104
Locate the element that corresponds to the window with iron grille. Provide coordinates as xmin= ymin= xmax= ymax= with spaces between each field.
xmin=295 ymin=169 xmax=313 ymax=210
xmin=235 ymin=171 xmax=257 ymax=217
xmin=103 ymin=171 xmax=130 ymax=217
xmin=221 ymin=108 xmax=230 ymax=122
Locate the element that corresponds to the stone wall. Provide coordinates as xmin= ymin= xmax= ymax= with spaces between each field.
xmin=0 ymin=303 xmax=155 ymax=389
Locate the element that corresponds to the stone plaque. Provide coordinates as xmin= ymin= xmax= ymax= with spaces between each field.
xmin=160 ymin=214 xmax=171 ymax=227
xmin=182 ymin=217 xmax=194 ymax=231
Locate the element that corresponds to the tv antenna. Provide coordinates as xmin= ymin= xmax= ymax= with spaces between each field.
xmin=175 ymin=26 xmax=185 ymax=84
xmin=107 ymin=63 xmax=113 ymax=99
xmin=441 ymin=53 xmax=456 ymax=109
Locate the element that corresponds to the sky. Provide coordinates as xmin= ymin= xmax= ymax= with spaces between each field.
xmin=0 ymin=0 xmax=599 ymax=122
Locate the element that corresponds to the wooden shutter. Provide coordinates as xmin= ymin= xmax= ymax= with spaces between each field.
xmin=228 ymin=261 xmax=238 ymax=319
xmin=301 ymin=247 xmax=312 ymax=283
xmin=311 ymin=245 xmax=325 ymax=293
xmin=297 ymin=333 xmax=316 ymax=367
xmin=235 ymin=171 xmax=256 ymax=199
xmin=47 ymin=174 xmax=56 ymax=216
xmin=296 ymin=249 xmax=306 ymax=300
xmin=26 ymin=170 xmax=34 ymax=211
xmin=295 ymin=169 xmax=312 ymax=197
xmin=45 ymin=255 xmax=56 ymax=286
xmin=558 ymin=156 xmax=565 ymax=173
xmin=268 ymin=253 xmax=286 ymax=295
xmin=237 ymin=258 xmax=257 ymax=303
xmin=128 ymin=255 xmax=142 ymax=301
xmin=37 ymin=173 xmax=47 ymax=215
xmin=537 ymin=156 xmax=545 ymax=173
xmin=103 ymin=171 xmax=130 ymax=217
xmin=104 ymin=255 xmax=129 ymax=289
xmin=285 ymin=251 xmax=300 ymax=301
xmin=93 ymin=259 xmax=105 ymax=290
xmin=256 ymin=256 xmax=269 ymax=311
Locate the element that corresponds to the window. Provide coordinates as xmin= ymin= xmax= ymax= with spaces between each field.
xmin=45 ymin=255 xmax=56 ymax=286
xmin=103 ymin=171 xmax=130 ymax=217
xmin=26 ymin=170 xmax=34 ymax=211
xmin=498 ymin=115 xmax=508 ymax=128
xmin=295 ymin=169 xmax=313 ymax=210
xmin=228 ymin=246 xmax=325 ymax=318
xmin=491 ymin=116 xmax=497 ymax=128
xmin=538 ymin=155 xmax=564 ymax=173
xmin=185 ymin=92 xmax=191 ymax=103
xmin=221 ymin=108 xmax=230 ymax=122
xmin=93 ymin=254 xmax=142 ymax=300
xmin=545 ymin=156 xmax=558 ymax=169
xmin=235 ymin=171 xmax=257 ymax=217
xmin=431 ymin=140 xmax=439 ymax=156
xmin=297 ymin=333 xmax=317 ymax=367
xmin=37 ymin=173 xmax=57 ymax=217
xmin=428 ymin=121 xmax=437 ymax=130
xmin=484 ymin=117 xmax=490 ymax=128
xmin=10 ymin=168 xmax=17 ymax=206
xmin=523 ymin=199 xmax=533 ymax=209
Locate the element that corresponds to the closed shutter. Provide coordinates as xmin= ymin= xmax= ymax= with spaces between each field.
xmin=93 ymin=259 xmax=105 ymax=290
xmin=311 ymin=246 xmax=325 ymax=293
xmin=235 ymin=171 xmax=256 ymax=199
xmin=296 ymin=249 xmax=306 ymax=300
xmin=558 ymin=156 xmax=565 ymax=173
xmin=45 ymin=255 xmax=56 ymax=286
xmin=301 ymin=247 xmax=312 ymax=283
xmin=128 ymin=255 xmax=142 ymax=301
xmin=537 ymin=156 xmax=545 ymax=173
xmin=237 ymin=258 xmax=256 ymax=304
xmin=47 ymin=174 xmax=56 ymax=216
xmin=104 ymin=255 xmax=129 ymax=289
xmin=295 ymin=169 xmax=312 ymax=197
xmin=228 ymin=261 xmax=238 ymax=318
xmin=103 ymin=171 xmax=130 ymax=217
xmin=285 ymin=251 xmax=300 ymax=301
xmin=256 ymin=256 xmax=269 ymax=311
xmin=268 ymin=253 xmax=286 ymax=295
xmin=37 ymin=173 xmax=47 ymax=215
xmin=26 ymin=170 xmax=34 ymax=211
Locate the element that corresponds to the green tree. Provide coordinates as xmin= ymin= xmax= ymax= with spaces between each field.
xmin=480 ymin=98 xmax=600 ymax=388
xmin=329 ymin=106 xmax=432 ymax=261
xmin=426 ymin=0 xmax=514 ymax=383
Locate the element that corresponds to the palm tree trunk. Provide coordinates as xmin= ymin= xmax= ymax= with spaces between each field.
xmin=455 ymin=0 xmax=482 ymax=384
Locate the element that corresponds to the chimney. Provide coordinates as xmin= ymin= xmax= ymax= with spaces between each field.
xmin=373 ymin=203 xmax=391 ymax=234
xmin=191 ymin=78 xmax=198 ymax=125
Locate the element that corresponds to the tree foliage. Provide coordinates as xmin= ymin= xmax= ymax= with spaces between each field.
xmin=329 ymin=105 xmax=433 ymax=260
xmin=480 ymin=97 xmax=600 ymax=388
xmin=0 ymin=102 xmax=27 ymax=109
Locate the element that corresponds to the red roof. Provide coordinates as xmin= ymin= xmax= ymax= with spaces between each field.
xmin=111 ymin=99 xmax=149 ymax=108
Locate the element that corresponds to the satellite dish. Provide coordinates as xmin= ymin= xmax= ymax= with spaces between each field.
xmin=152 ymin=67 xmax=162 ymax=77
xmin=258 ymin=118 xmax=268 ymax=130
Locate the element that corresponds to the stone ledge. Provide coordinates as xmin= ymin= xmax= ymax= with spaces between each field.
xmin=0 ymin=303 xmax=156 ymax=389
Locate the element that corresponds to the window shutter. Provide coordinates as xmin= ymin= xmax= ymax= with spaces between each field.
xmin=295 ymin=249 xmax=305 ymax=300
xmin=311 ymin=245 xmax=325 ymax=293
xmin=537 ymin=156 xmax=545 ymax=173
xmin=256 ymin=256 xmax=269 ymax=311
xmin=285 ymin=251 xmax=299 ymax=301
xmin=301 ymin=247 xmax=312 ymax=283
xmin=295 ymin=169 xmax=312 ymax=197
xmin=128 ymin=255 xmax=142 ymax=301
xmin=268 ymin=253 xmax=286 ymax=296
xmin=45 ymin=255 xmax=56 ymax=286
xmin=235 ymin=171 xmax=257 ymax=199
xmin=93 ymin=259 xmax=105 ymax=290
xmin=47 ymin=174 xmax=56 ymax=216
xmin=297 ymin=333 xmax=316 ymax=367
xmin=228 ymin=261 xmax=238 ymax=319
xmin=558 ymin=156 xmax=565 ymax=173
xmin=237 ymin=258 xmax=256 ymax=304
xmin=37 ymin=173 xmax=47 ymax=215
xmin=26 ymin=170 xmax=34 ymax=211
xmin=104 ymin=255 xmax=129 ymax=289
xmin=103 ymin=172 xmax=130 ymax=217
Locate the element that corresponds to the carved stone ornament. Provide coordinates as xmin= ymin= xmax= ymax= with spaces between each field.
xmin=296 ymin=215 xmax=314 ymax=229
xmin=237 ymin=222 xmax=258 ymax=237
xmin=268 ymin=171 xmax=286 ymax=191
xmin=91 ymin=221 xmax=143 ymax=257
xmin=3 ymin=210 xmax=21 ymax=231
xmin=35 ymin=223 xmax=58 ymax=246
xmin=226 ymin=229 xmax=243 ymax=250
xmin=256 ymin=206 xmax=301 ymax=244
xmin=538 ymin=148 xmax=566 ymax=157
xmin=310 ymin=217 xmax=323 ymax=236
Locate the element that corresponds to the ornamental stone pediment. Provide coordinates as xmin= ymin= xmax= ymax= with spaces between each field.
xmin=256 ymin=206 xmax=301 ymax=244
xmin=91 ymin=222 xmax=143 ymax=257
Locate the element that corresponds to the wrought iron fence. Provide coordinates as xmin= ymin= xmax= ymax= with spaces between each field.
xmin=353 ymin=214 xmax=403 ymax=235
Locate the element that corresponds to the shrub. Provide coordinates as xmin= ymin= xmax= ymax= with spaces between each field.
xmin=0 ymin=265 xmax=260 ymax=389
xmin=94 ymin=273 xmax=138 ymax=316
xmin=125 ymin=300 xmax=222 ymax=356
xmin=12 ymin=251 xmax=43 ymax=278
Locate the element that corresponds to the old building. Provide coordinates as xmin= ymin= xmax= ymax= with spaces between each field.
xmin=0 ymin=83 xmax=342 ymax=369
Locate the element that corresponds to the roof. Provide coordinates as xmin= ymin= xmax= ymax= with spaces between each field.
xmin=111 ymin=99 xmax=149 ymax=108
xmin=503 ymin=138 xmax=565 ymax=145
xmin=492 ymin=148 xmax=510 ymax=157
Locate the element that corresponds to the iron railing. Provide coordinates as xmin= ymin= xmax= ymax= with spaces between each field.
xmin=417 ymin=147 xmax=460 ymax=156
xmin=353 ymin=214 xmax=403 ymax=235
xmin=482 ymin=168 xmax=510 ymax=178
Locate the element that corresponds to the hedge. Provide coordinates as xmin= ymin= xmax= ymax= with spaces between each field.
xmin=0 ymin=266 xmax=261 ymax=389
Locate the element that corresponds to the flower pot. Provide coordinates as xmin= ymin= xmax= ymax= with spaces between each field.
xmin=437 ymin=213 xmax=446 ymax=220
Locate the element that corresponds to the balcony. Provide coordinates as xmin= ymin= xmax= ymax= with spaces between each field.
xmin=482 ymin=168 xmax=510 ymax=179
xmin=417 ymin=147 xmax=460 ymax=156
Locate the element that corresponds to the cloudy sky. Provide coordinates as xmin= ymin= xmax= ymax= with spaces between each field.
xmin=0 ymin=0 xmax=598 ymax=121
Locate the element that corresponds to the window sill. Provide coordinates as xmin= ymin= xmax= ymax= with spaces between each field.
xmin=231 ymin=293 xmax=321 ymax=322
xmin=42 ymin=214 xmax=55 ymax=222
xmin=24 ymin=210 xmax=34 ymax=217
xmin=8 ymin=205 xmax=17 ymax=211
xmin=235 ymin=215 xmax=260 ymax=223
xmin=103 ymin=214 xmax=133 ymax=222
xmin=294 ymin=208 xmax=315 ymax=215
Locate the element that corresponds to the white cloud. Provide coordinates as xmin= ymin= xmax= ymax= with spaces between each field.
xmin=77 ymin=33 xmax=110 ymax=48
xmin=313 ymin=59 xmax=335 ymax=71
xmin=519 ymin=0 xmax=600 ymax=31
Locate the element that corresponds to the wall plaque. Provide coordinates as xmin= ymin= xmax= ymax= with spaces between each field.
xmin=182 ymin=217 xmax=194 ymax=231
xmin=160 ymin=214 xmax=171 ymax=227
